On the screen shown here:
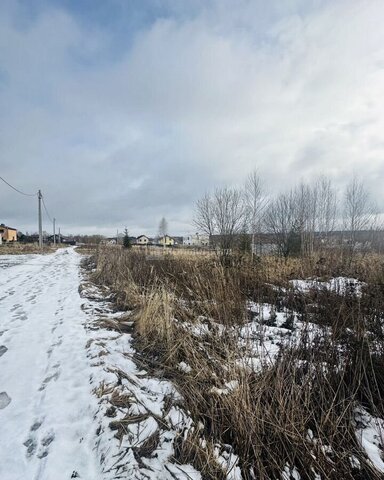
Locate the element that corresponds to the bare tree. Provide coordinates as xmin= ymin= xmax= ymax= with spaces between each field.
xmin=264 ymin=189 xmax=303 ymax=258
xmin=194 ymin=192 xmax=215 ymax=237
xmin=278 ymin=179 xmax=337 ymax=257
xmin=266 ymin=182 xmax=316 ymax=258
xmin=194 ymin=187 xmax=247 ymax=262
xmin=343 ymin=177 xmax=376 ymax=258
xmin=295 ymin=182 xmax=315 ymax=256
xmin=213 ymin=187 xmax=247 ymax=251
xmin=244 ymin=170 xmax=268 ymax=257
xmin=315 ymin=176 xmax=338 ymax=244
xmin=285 ymin=178 xmax=338 ymax=256
xmin=158 ymin=217 xmax=168 ymax=238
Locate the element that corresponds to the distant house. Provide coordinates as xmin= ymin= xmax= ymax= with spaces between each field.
xmin=128 ymin=236 xmax=137 ymax=245
xmin=20 ymin=233 xmax=40 ymax=244
xmin=0 ymin=224 xmax=17 ymax=243
xmin=60 ymin=236 xmax=76 ymax=245
xmin=183 ymin=233 xmax=209 ymax=247
xmin=158 ymin=235 xmax=175 ymax=247
xmin=209 ymin=233 xmax=277 ymax=254
xmin=47 ymin=234 xmax=76 ymax=245
xmin=172 ymin=236 xmax=184 ymax=246
xmin=106 ymin=238 xmax=117 ymax=245
xmin=137 ymin=235 xmax=150 ymax=245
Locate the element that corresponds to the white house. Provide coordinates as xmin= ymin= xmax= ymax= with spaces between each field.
xmin=183 ymin=233 xmax=209 ymax=247
xmin=136 ymin=235 xmax=150 ymax=245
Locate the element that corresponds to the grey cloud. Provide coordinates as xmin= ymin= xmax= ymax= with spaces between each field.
xmin=1 ymin=0 xmax=384 ymax=236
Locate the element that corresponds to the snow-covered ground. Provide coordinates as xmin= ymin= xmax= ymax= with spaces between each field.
xmin=0 ymin=248 xmax=102 ymax=480
xmin=0 ymin=247 xmax=201 ymax=480
xmin=289 ymin=277 xmax=365 ymax=296
xmin=1 ymin=248 xmax=382 ymax=479
xmin=80 ymin=280 xmax=202 ymax=479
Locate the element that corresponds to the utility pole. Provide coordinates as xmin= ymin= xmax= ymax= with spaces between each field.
xmin=58 ymin=227 xmax=61 ymax=244
xmin=38 ymin=189 xmax=43 ymax=248
xmin=53 ymin=218 xmax=56 ymax=245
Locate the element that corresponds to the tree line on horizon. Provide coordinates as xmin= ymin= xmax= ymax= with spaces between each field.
xmin=194 ymin=171 xmax=383 ymax=260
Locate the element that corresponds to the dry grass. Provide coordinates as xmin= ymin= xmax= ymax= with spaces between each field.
xmin=75 ymin=244 xmax=99 ymax=255
xmin=0 ymin=243 xmax=61 ymax=255
xmin=90 ymin=246 xmax=384 ymax=479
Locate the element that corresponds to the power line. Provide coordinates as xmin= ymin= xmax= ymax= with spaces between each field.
xmin=0 ymin=175 xmax=57 ymax=247
xmin=41 ymin=195 xmax=53 ymax=223
xmin=0 ymin=175 xmax=37 ymax=197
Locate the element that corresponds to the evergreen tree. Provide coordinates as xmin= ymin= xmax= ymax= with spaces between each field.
xmin=123 ymin=228 xmax=131 ymax=249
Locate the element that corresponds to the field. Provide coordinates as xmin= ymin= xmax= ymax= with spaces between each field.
xmin=89 ymin=246 xmax=384 ymax=479
xmin=0 ymin=243 xmax=60 ymax=255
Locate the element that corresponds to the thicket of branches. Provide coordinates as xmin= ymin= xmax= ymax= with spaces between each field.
xmin=194 ymin=172 xmax=382 ymax=261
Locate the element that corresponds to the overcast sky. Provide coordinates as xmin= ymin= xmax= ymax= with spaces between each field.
xmin=1 ymin=0 xmax=383 ymax=236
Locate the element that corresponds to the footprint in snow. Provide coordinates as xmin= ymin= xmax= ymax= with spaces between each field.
xmin=0 ymin=345 xmax=8 ymax=357
xmin=53 ymin=337 xmax=63 ymax=347
xmin=41 ymin=432 xmax=55 ymax=446
xmin=37 ymin=432 xmax=55 ymax=459
xmin=0 ymin=392 xmax=11 ymax=409
xmin=39 ymin=371 xmax=60 ymax=391
xmin=24 ymin=424 xmax=54 ymax=459
xmin=23 ymin=438 xmax=37 ymax=457
xmin=30 ymin=420 xmax=43 ymax=432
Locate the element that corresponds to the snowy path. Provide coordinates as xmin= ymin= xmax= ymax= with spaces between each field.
xmin=0 ymin=248 xmax=102 ymax=480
